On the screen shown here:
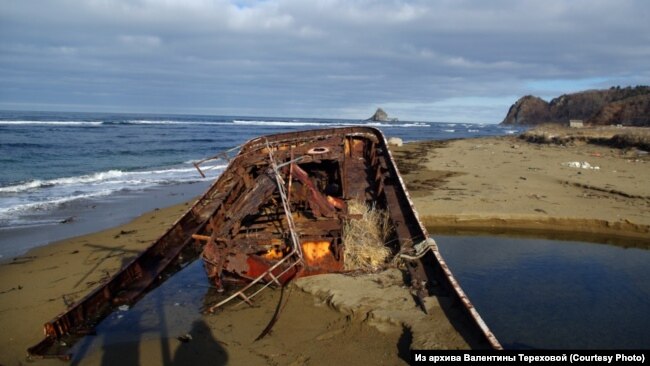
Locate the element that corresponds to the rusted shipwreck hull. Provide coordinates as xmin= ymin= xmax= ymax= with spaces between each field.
xmin=28 ymin=127 xmax=501 ymax=359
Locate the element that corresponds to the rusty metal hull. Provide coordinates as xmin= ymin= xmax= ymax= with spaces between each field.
xmin=28 ymin=127 xmax=500 ymax=359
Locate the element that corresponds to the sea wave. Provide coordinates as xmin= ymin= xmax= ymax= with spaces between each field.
xmin=233 ymin=120 xmax=323 ymax=126
xmin=0 ymin=170 xmax=125 ymax=193
xmin=121 ymin=120 xmax=228 ymax=126
xmin=2 ymin=119 xmax=430 ymax=128
xmin=0 ymin=180 xmax=48 ymax=193
xmin=232 ymin=120 xmax=429 ymax=128
xmin=0 ymin=163 xmax=227 ymax=221
xmin=0 ymin=165 xmax=227 ymax=194
xmin=0 ymin=120 xmax=103 ymax=126
xmin=363 ymin=122 xmax=430 ymax=128
xmin=0 ymin=190 xmax=114 ymax=216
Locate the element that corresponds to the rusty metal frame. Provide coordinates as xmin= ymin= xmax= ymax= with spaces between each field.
xmin=379 ymin=131 xmax=502 ymax=349
xmin=28 ymin=127 xmax=501 ymax=360
xmin=206 ymin=139 xmax=308 ymax=312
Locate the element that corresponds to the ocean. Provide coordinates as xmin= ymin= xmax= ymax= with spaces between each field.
xmin=0 ymin=110 xmax=523 ymax=258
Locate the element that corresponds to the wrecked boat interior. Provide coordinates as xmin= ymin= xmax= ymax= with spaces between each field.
xmin=28 ymin=127 xmax=501 ymax=359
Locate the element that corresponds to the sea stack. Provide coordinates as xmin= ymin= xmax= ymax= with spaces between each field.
xmin=366 ymin=108 xmax=398 ymax=122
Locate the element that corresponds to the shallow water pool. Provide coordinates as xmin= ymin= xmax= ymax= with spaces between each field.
xmin=435 ymin=234 xmax=650 ymax=349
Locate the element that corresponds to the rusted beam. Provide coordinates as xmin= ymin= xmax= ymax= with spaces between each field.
xmin=291 ymin=164 xmax=338 ymax=218
xmin=213 ymin=172 xmax=278 ymax=238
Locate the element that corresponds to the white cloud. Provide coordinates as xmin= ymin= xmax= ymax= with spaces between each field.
xmin=0 ymin=0 xmax=648 ymax=121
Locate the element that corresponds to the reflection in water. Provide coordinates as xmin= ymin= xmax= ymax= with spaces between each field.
xmin=70 ymin=260 xmax=228 ymax=364
xmin=436 ymin=234 xmax=650 ymax=349
xmin=68 ymin=233 xmax=649 ymax=359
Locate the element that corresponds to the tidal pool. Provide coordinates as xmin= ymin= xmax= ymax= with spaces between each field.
xmin=435 ymin=234 xmax=650 ymax=349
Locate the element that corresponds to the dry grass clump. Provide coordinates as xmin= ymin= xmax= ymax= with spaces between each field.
xmin=610 ymin=132 xmax=650 ymax=151
xmin=342 ymin=200 xmax=392 ymax=271
xmin=520 ymin=125 xmax=650 ymax=150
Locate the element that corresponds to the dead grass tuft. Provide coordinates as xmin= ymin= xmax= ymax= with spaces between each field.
xmin=520 ymin=125 xmax=650 ymax=150
xmin=342 ymin=200 xmax=392 ymax=271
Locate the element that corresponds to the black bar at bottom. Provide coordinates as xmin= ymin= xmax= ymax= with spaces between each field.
xmin=410 ymin=350 xmax=647 ymax=365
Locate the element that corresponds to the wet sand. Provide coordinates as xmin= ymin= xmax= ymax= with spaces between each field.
xmin=73 ymin=285 xmax=406 ymax=365
xmin=1 ymin=129 xmax=649 ymax=365
xmin=0 ymin=202 xmax=193 ymax=365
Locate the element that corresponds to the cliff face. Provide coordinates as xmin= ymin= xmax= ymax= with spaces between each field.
xmin=502 ymin=95 xmax=550 ymax=125
xmin=501 ymin=86 xmax=650 ymax=126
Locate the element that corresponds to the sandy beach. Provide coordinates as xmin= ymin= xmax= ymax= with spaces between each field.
xmin=394 ymin=127 xmax=649 ymax=243
xmin=1 ymin=128 xmax=648 ymax=365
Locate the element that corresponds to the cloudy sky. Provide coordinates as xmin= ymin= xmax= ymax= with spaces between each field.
xmin=1 ymin=0 xmax=649 ymax=123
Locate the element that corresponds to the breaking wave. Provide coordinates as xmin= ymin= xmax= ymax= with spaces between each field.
xmin=1 ymin=119 xmax=431 ymax=128
xmin=232 ymin=120 xmax=429 ymax=128
xmin=122 ymin=120 xmax=229 ymax=126
xmin=0 ymin=163 xmax=226 ymax=221
xmin=0 ymin=120 xmax=103 ymax=126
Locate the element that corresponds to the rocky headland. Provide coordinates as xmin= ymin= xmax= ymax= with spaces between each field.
xmin=501 ymin=86 xmax=650 ymax=126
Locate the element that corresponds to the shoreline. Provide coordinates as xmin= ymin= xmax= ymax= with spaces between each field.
xmin=392 ymin=130 xmax=649 ymax=245
xmin=0 ymin=201 xmax=196 ymax=365
xmin=0 ymin=181 xmax=212 ymax=261
xmin=425 ymin=215 xmax=649 ymax=245
xmin=1 ymin=130 xmax=649 ymax=364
